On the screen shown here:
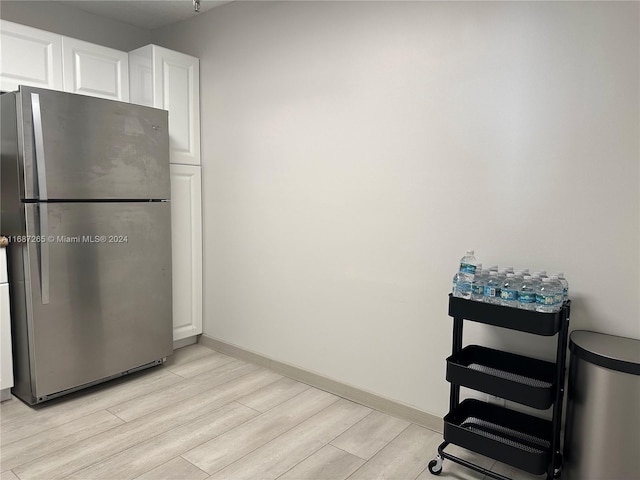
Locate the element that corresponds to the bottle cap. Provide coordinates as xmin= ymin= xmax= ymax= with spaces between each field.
xmin=467 ymin=250 xmax=475 ymax=255
xmin=524 ymin=275 xmax=532 ymax=280
xmin=489 ymin=265 xmax=498 ymax=271
xmin=476 ymin=263 xmax=483 ymax=269
xmin=550 ymin=275 xmax=559 ymax=280
xmin=542 ymin=278 xmax=551 ymax=283
xmin=506 ymin=273 xmax=515 ymax=277
xmin=489 ymin=271 xmax=498 ymax=276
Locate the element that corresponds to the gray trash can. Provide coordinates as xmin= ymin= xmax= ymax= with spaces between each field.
xmin=564 ymin=330 xmax=640 ymax=480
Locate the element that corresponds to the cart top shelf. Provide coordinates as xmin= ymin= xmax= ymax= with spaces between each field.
xmin=448 ymin=295 xmax=570 ymax=336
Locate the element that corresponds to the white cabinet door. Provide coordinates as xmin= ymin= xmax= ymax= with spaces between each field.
xmin=129 ymin=45 xmax=200 ymax=165
xmin=1 ymin=247 xmax=13 ymax=397
xmin=170 ymin=165 xmax=202 ymax=341
xmin=62 ymin=37 xmax=129 ymax=101
xmin=0 ymin=20 xmax=63 ymax=92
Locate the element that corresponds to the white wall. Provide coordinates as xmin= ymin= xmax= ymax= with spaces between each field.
xmin=0 ymin=1 xmax=151 ymax=51
xmin=155 ymin=1 xmax=639 ymax=417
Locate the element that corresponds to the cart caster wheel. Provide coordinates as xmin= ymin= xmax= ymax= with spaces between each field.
xmin=428 ymin=456 xmax=443 ymax=476
xmin=553 ymin=453 xmax=563 ymax=478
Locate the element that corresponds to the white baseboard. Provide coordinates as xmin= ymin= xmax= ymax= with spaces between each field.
xmin=1 ymin=388 xmax=12 ymax=402
xmin=198 ymin=334 xmax=443 ymax=433
xmin=173 ymin=335 xmax=199 ymax=350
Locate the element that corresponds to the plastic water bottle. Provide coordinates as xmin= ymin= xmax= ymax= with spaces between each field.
xmin=530 ymin=273 xmax=541 ymax=294
xmin=500 ymin=273 xmax=521 ymax=308
xmin=536 ymin=278 xmax=562 ymax=313
xmin=452 ymin=272 xmax=459 ymax=294
xmin=453 ymin=250 xmax=478 ymax=299
xmin=518 ymin=275 xmax=537 ymax=310
xmin=483 ymin=271 xmax=501 ymax=304
xmin=554 ymin=272 xmax=569 ymax=302
xmin=495 ymin=269 xmax=508 ymax=300
xmin=549 ymin=275 xmax=564 ymax=306
xmin=471 ymin=269 xmax=488 ymax=302
xmin=535 ymin=270 xmax=548 ymax=279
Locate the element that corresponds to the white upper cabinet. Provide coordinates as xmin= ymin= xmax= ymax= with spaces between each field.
xmin=0 ymin=20 xmax=129 ymax=101
xmin=62 ymin=37 xmax=129 ymax=101
xmin=0 ymin=20 xmax=63 ymax=92
xmin=129 ymin=45 xmax=200 ymax=165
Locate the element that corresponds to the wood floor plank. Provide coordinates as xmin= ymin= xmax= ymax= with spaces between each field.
xmin=164 ymin=344 xmax=216 ymax=369
xmin=0 ymin=345 xmax=518 ymax=480
xmin=236 ymin=377 xmax=310 ymax=413
xmin=208 ymin=398 xmax=372 ymax=480
xmin=330 ymin=410 xmax=410 ymax=460
xmin=183 ymin=387 xmax=339 ymax=475
xmin=413 ymin=443 xmax=493 ymax=479
xmin=134 ymin=457 xmax=209 ymax=480
xmin=166 ymin=350 xmax=235 ymax=379
xmin=108 ymin=359 xmax=259 ymax=421
xmin=13 ymin=369 xmax=282 ymax=480
xmin=277 ymin=444 xmax=365 ymax=480
xmin=0 ymin=410 xmax=124 ymax=471
xmin=1 ymin=368 xmax=181 ymax=446
xmin=481 ymin=461 xmax=536 ymax=480
xmin=0 ymin=396 xmax=37 ymax=425
xmin=346 ymin=424 xmax=440 ymax=480
xmin=68 ymin=402 xmax=257 ymax=480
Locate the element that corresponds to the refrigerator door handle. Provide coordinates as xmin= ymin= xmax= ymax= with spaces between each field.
xmin=31 ymin=93 xmax=48 ymax=201
xmin=38 ymin=204 xmax=50 ymax=305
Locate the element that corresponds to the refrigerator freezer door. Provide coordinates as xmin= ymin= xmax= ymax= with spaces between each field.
xmin=22 ymin=202 xmax=172 ymax=399
xmin=18 ymin=86 xmax=170 ymax=201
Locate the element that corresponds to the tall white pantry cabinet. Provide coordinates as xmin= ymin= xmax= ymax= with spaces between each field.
xmin=0 ymin=20 xmax=203 ymax=343
xmin=129 ymin=45 xmax=203 ymax=342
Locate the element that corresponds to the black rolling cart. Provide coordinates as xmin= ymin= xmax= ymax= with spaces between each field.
xmin=428 ymin=295 xmax=571 ymax=480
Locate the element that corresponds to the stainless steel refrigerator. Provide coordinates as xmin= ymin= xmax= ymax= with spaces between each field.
xmin=1 ymin=86 xmax=173 ymax=405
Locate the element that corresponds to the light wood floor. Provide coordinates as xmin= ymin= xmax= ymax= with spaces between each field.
xmin=0 ymin=344 xmax=542 ymax=480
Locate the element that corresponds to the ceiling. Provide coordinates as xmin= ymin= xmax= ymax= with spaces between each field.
xmin=52 ymin=0 xmax=233 ymax=30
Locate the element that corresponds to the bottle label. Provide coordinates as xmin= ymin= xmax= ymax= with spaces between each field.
xmin=484 ymin=286 xmax=497 ymax=297
xmin=500 ymin=289 xmax=518 ymax=301
xmin=519 ymin=292 xmax=536 ymax=304
xmin=472 ymin=283 xmax=484 ymax=295
xmin=460 ymin=263 xmax=476 ymax=275
xmin=536 ymin=293 xmax=558 ymax=306
xmin=456 ymin=282 xmax=471 ymax=294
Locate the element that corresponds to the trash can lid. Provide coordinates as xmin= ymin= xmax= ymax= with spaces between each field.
xmin=570 ymin=331 xmax=640 ymax=375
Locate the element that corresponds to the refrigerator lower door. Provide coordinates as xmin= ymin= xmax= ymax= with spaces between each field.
xmin=19 ymin=202 xmax=172 ymax=402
